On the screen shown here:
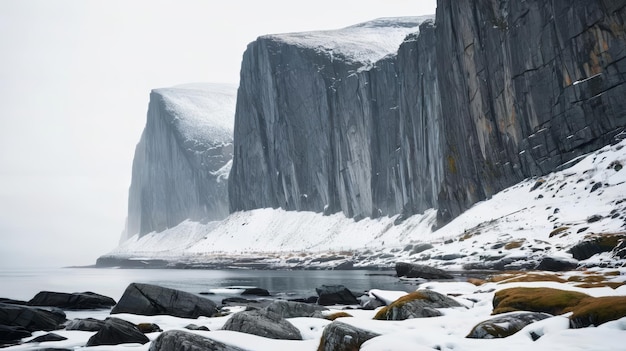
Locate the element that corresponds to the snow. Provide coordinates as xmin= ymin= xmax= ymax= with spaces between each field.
xmin=152 ymin=83 xmax=237 ymax=145
xmin=265 ymin=16 xmax=433 ymax=68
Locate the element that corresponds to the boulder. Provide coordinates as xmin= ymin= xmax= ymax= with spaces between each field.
xmin=0 ymin=303 xmax=66 ymax=332
xmin=315 ymin=285 xmax=359 ymax=306
xmin=137 ymin=322 xmax=162 ymax=333
xmin=241 ymin=288 xmax=270 ymax=296
xmin=0 ymin=324 xmax=31 ymax=344
xmin=27 ymin=332 xmax=68 ymax=343
xmin=64 ymin=317 xmax=105 ymax=331
xmin=535 ymin=256 xmax=578 ymax=271
xmin=221 ymin=309 xmax=302 ymax=340
xmin=111 ymin=283 xmax=217 ymax=318
xmin=28 ymin=291 xmax=116 ymax=310
xmin=493 ymin=287 xmax=590 ymax=315
xmin=569 ymin=296 xmax=626 ymax=328
xmin=185 ymin=323 xmax=210 ymax=331
xmin=466 ymin=312 xmax=552 ymax=339
xmin=317 ymin=321 xmax=380 ymax=351
xmin=263 ymin=300 xmax=327 ymax=318
xmin=569 ymin=234 xmax=626 ymax=260
xmin=374 ymin=290 xmax=462 ymax=320
xmin=149 ymin=330 xmax=246 ymax=351
xmin=86 ymin=317 xmax=149 ymax=346
xmin=395 ymin=262 xmax=454 ymax=279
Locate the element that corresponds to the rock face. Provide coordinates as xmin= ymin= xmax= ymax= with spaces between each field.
xmin=123 ymin=83 xmax=236 ymax=241
xmin=229 ymin=3 xmax=626 ymax=226
xmin=110 ymin=283 xmax=218 ymax=319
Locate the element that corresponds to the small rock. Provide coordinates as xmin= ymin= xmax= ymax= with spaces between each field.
xmin=27 ymin=332 xmax=67 ymax=343
xmin=185 ymin=323 xmax=210 ymax=331
xmin=315 ymin=285 xmax=359 ymax=306
xmin=395 ymin=262 xmax=453 ymax=279
xmin=535 ymin=256 xmax=578 ymax=271
xmin=86 ymin=317 xmax=149 ymax=346
xmin=137 ymin=323 xmax=162 ymax=333
xmin=65 ymin=317 xmax=105 ymax=331
xmin=241 ymin=288 xmax=270 ymax=296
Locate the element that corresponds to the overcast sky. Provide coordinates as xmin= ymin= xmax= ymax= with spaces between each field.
xmin=0 ymin=0 xmax=436 ymax=268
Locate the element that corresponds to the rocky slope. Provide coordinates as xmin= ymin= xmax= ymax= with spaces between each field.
xmin=229 ymin=1 xmax=626 ymax=227
xmin=123 ymin=83 xmax=236 ymax=241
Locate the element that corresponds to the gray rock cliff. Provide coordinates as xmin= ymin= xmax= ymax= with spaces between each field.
xmin=230 ymin=2 xmax=626 ymax=226
xmin=124 ymin=83 xmax=236 ymax=240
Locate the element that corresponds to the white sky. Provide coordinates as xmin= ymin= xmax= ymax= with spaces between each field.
xmin=0 ymin=0 xmax=436 ymax=268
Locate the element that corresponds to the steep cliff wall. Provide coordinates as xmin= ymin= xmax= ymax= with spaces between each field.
xmin=124 ymin=84 xmax=236 ymax=241
xmin=229 ymin=17 xmax=442 ymax=219
xmin=230 ymin=2 xmax=626 ymax=226
xmin=435 ymin=0 xmax=626 ymax=223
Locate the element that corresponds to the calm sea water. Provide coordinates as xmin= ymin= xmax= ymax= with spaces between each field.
xmin=0 ymin=268 xmax=419 ymax=303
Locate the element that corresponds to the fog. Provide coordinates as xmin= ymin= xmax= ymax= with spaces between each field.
xmin=0 ymin=0 xmax=436 ymax=268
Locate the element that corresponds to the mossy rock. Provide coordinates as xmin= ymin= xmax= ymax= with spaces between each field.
xmin=325 ymin=312 xmax=353 ymax=321
xmin=493 ymin=272 xmax=567 ymax=284
xmin=466 ymin=311 xmax=552 ymax=339
xmin=374 ymin=290 xmax=461 ymax=320
xmin=569 ymin=296 xmax=626 ymax=328
xmin=492 ymin=287 xmax=590 ymax=315
xmin=569 ymin=233 xmax=626 ymax=260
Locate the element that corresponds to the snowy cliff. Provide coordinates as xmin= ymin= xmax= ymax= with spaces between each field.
xmin=230 ymin=2 xmax=626 ymax=226
xmin=123 ymin=83 xmax=236 ymax=241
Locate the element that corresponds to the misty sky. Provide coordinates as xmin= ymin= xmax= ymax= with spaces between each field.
xmin=0 ymin=0 xmax=436 ymax=268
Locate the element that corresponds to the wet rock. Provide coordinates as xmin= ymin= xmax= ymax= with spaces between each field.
xmin=315 ymin=285 xmax=359 ymax=306
xmin=27 ymin=332 xmax=67 ymax=343
xmin=86 ymin=317 xmax=149 ymax=346
xmin=149 ymin=330 xmax=246 ymax=351
xmin=467 ymin=312 xmax=552 ymax=339
xmin=28 ymin=291 xmax=116 ymax=310
xmin=111 ymin=283 xmax=217 ymax=318
xmin=0 ymin=303 xmax=66 ymax=332
xmin=221 ymin=309 xmax=301 ymax=340
xmin=395 ymin=262 xmax=453 ymax=279
xmin=317 ymin=321 xmax=380 ymax=351
xmin=65 ymin=317 xmax=105 ymax=332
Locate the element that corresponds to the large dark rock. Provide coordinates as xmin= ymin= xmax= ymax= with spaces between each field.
xmin=0 ymin=303 xmax=66 ymax=332
xmin=28 ymin=291 xmax=116 ymax=310
xmin=374 ymin=290 xmax=463 ymax=320
xmin=263 ymin=300 xmax=327 ymax=318
xmin=569 ymin=234 xmax=626 ymax=260
xmin=221 ymin=309 xmax=302 ymax=340
xmin=86 ymin=317 xmax=149 ymax=347
xmin=317 ymin=321 xmax=380 ymax=351
xmin=241 ymin=288 xmax=270 ymax=296
xmin=111 ymin=283 xmax=217 ymax=318
xmin=65 ymin=317 xmax=105 ymax=332
xmin=535 ymin=256 xmax=578 ymax=271
xmin=395 ymin=262 xmax=453 ymax=279
xmin=315 ymin=285 xmax=359 ymax=306
xmin=149 ymin=330 xmax=246 ymax=351
xmin=27 ymin=332 xmax=67 ymax=343
xmin=467 ymin=312 xmax=553 ymax=339
xmin=0 ymin=324 xmax=31 ymax=344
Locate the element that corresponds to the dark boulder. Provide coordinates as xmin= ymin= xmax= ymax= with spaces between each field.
xmin=241 ymin=288 xmax=270 ymax=296
xmin=0 ymin=303 xmax=66 ymax=332
xmin=535 ymin=256 xmax=578 ymax=271
xmin=64 ymin=317 xmax=105 ymax=332
xmin=374 ymin=290 xmax=463 ymax=320
xmin=569 ymin=234 xmax=626 ymax=260
xmin=467 ymin=312 xmax=552 ymax=339
xmin=0 ymin=324 xmax=31 ymax=344
xmin=395 ymin=262 xmax=454 ymax=279
xmin=0 ymin=298 xmax=28 ymax=306
xmin=27 ymin=332 xmax=67 ymax=343
xmin=221 ymin=309 xmax=302 ymax=340
xmin=358 ymin=295 xmax=385 ymax=310
xmin=185 ymin=323 xmax=210 ymax=331
xmin=28 ymin=291 xmax=116 ymax=310
xmin=315 ymin=285 xmax=359 ymax=306
xmin=149 ymin=330 xmax=246 ymax=351
xmin=86 ymin=317 xmax=149 ymax=346
xmin=317 ymin=321 xmax=380 ymax=351
xmin=137 ymin=322 xmax=162 ymax=333
xmin=111 ymin=283 xmax=217 ymax=318
xmin=263 ymin=300 xmax=327 ymax=318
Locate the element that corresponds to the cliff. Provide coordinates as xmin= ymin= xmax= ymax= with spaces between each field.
xmin=123 ymin=83 xmax=236 ymax=241
xmin=229 ymin=1 xmax=626 ymax=225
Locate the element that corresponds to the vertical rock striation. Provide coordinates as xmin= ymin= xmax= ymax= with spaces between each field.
xmin=230 ymin=2 xmax=626 ymax=227
xmin=124 ymin=84 xmax=236 ymax=240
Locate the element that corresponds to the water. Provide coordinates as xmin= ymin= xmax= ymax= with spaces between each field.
xmin=0 ymin=268 xmax=419 ymax=303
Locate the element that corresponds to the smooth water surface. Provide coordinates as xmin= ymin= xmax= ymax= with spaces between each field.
xmin=0 ymin=268 xmax=418 ymax=302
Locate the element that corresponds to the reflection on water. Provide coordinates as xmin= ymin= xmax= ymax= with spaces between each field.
xmin=0 ymin=268 xmax=418 ymax=302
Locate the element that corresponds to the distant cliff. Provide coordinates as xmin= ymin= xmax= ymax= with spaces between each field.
xmin=123 ymin=84 xmax=236 ymax=241
xmin=229 ymin=1 xmax=626 ymax=225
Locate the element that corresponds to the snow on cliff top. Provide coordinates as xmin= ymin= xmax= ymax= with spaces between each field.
xmin=152 ymin=83 xmax=237 ymax=145
xmin=264 ymin=16 xmax=434 ymax=67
